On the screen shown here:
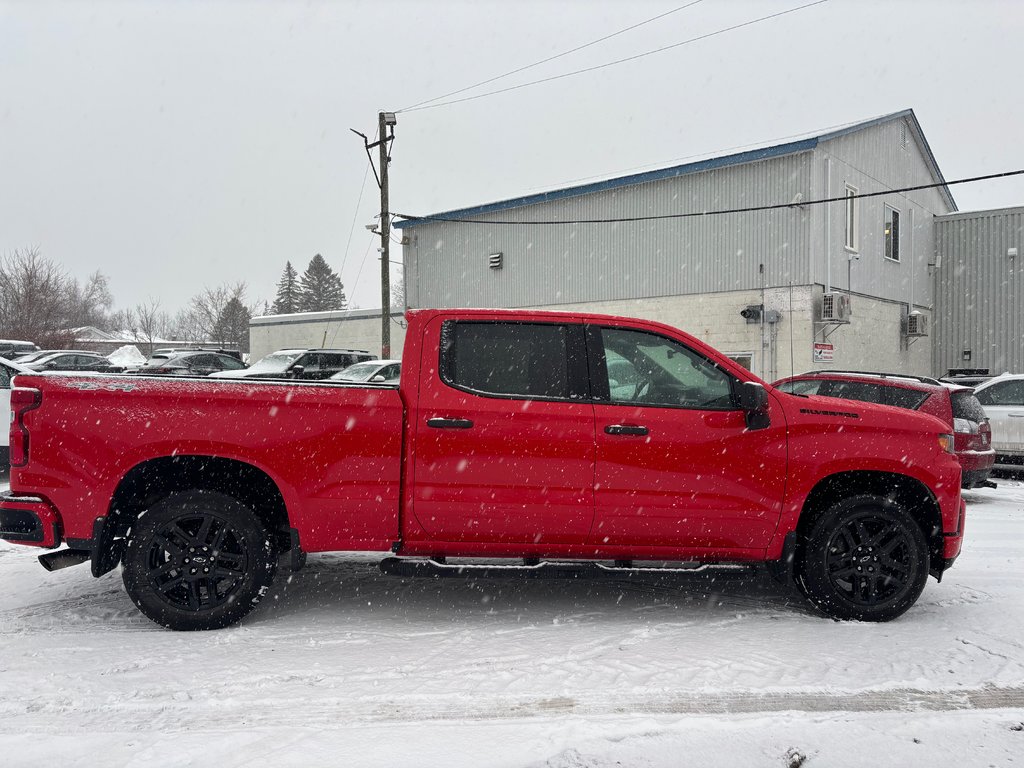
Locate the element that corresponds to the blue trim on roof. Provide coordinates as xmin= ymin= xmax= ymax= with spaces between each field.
xmin=395 ymin=137 xmax=819 ymax=228
xmin=395 ymin=109 xmax=956 ymax=228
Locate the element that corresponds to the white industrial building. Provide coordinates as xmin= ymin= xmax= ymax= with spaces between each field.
xmin=250 ymin=109 xmax=1022 ymax=379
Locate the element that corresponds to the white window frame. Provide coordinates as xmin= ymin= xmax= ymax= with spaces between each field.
xmin=883 ymin=204 xmax=901 ymax=263
xmin=844 ymin=184 xmax=858 ymax=252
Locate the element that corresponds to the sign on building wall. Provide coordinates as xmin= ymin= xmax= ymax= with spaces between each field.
xmin=812 ymin=342 xmax=835 ymax=362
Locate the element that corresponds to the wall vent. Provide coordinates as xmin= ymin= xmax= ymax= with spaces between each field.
xmin=900 ymin=121 xmax=909 ymax=150
xmin=488 ymin=252 xmax=503 ymax=270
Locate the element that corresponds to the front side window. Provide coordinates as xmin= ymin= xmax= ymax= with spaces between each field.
xmin=976 ymin=380 xmax=1024 ymax=407
xmin=845 ymin=184 xmax=858 ymax=251
xmin=595 ymin=327 xmax=734 ymax=409
xmin=441 ymin=321 xmax=572 ymax=399
xmin=884 ymin=205 xmax=900 ymax=262
xmin=0 ymin=363 xmax=12 ymax=388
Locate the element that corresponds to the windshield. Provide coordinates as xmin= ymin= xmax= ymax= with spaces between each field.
xmin=245 ymin=351 xmax=303 ymax=373
xmin=332 ymin=362 xmax=383 ymax=381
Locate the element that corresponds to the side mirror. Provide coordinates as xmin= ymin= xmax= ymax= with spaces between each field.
xmin=370 ymin=374 xmax=386 ymax=382
xmin=738 ymin=381 xmax=770 ymax=430
xmin=289 ymin=364 xmax=305 ymax=379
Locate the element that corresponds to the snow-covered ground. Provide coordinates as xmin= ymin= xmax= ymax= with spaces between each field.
xmin=1 ymin=476 xmax=1022 ymax=767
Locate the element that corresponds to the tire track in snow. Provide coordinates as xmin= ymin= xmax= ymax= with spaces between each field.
xmin=1 ymin=685 xmax=1022 ymax=733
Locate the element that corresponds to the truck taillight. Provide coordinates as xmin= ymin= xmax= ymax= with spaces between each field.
xmin=9 ymin=387 xmax=42 ymax=467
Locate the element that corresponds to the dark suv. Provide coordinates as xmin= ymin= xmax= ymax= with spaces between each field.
xmin=774 ymin=370 xmax=995 ymax=489
xmin=137 ymin=351 xmax=248 ymax=377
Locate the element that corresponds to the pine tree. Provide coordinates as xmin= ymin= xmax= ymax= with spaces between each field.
xmin=298 ymin=254 xmax=347 ymax=312
xmin=213 ymin=296 xmax=252 ymax=353
xmin=272 ymin=261 xmax=300 ymax=314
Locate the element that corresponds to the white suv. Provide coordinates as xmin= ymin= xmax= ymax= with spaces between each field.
xmin=1 ymin=356 xmax=31 ymax=469
xmin=974 ymin=374 xmax=1024 ymax=470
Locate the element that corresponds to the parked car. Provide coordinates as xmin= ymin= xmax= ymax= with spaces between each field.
xmin=21 ymin=351 xmax=121 ymax=373
xmin=940 ymin=368 xmax=995 ymax=388
xmin=331 ymin=359 xmax=401 ymax=384
xmin=3 ymin=309 xmax=966 ymax=630
xmin=1 ymin=355 xmax=31 ymax=468
xmin=13 ymin=349 xmax=103 ymax=365
xmin=210 ymin=348 xmax=376 ymax=381
xmin=0 ymin=340 xmax=40 ymax=359
xmin=973 ymin=374 xmax=1024 ymax=470
xmin=152 ymin=347 xmax=243 ymax=362
xmin=774 ymin=370 xmax=995 ymax=489
xmin=137 ymin=351 xmax=248 ymax=377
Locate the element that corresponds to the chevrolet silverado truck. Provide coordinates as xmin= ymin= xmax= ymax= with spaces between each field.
xmin=2 ymin=309 xmax=965 ymax=630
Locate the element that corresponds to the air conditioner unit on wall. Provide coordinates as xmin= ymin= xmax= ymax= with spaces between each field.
xmin=906 ymin=311 xmax=928 ymax=337
xmin=821 ymin=292 xmax=851 ymax=323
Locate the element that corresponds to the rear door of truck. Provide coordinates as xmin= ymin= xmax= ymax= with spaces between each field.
xmin=410 ymin=315 xmax=596 ymax=545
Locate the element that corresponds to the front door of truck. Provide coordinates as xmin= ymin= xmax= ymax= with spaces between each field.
xmin=587 ymin=324 xmax=787 ymax=553
xmin=412 ymin=317 xmax=595 ymax=545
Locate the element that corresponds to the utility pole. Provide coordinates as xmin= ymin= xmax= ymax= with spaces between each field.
xmin=351 ymin=111 xmax=397 ymax=358
xmin=377 ymin=111 xmax=396 ymax=358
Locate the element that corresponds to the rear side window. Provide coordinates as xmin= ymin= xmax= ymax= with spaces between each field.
xmin=441 ymin=321 xmax=572 ymax=399
xmin=885 ymin=387 xmax=929 ymax=410
xmin=823 ymin=380 xmax=886 ymax=403
xmin=951 ymin=391 xmax=989 ymax=421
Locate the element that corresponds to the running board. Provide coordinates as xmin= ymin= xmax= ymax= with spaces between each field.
xmin=378 ymin=557 xmax=751 ymax=580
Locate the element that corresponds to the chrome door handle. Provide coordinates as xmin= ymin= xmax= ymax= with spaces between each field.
xmin=427 ymin=417 xmax=474 ymax=429
xmin=605 ymin=424 xmax=649 ymax=436
xmin=1008 ymin=413 xmax=1024 ymax=418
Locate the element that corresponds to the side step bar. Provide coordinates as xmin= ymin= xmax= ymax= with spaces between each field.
xmin=379 ymin=557 xmax=751 ymax=580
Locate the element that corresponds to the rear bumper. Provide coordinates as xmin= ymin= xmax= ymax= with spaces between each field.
xmin=962 ymin=468 xmax=994 ymax=489
xmin=0 ymin=492 xmax=62 ymax=548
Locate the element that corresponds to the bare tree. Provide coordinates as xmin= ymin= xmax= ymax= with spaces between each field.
xmin=0 ymin=248 xmax=75 ymax=347
xmin=390 ymin=264 xmax=406 ymax=311
xmin=176 ymin=282 xmax=260 ymax=348
xmin=66 ymin=271 xmax=114 ymax=330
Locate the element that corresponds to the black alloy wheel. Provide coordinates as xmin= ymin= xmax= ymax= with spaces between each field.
xmin=122 ymin=490 xmax=277 ymax=630
xmin=796 ymin=494 xmax=929 ymax=622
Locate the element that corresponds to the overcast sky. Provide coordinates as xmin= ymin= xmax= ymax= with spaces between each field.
xmin=2 ymin=0 xmax=1023 ymax=314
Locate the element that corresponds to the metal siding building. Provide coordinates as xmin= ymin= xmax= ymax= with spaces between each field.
xmin=396 ymin=110 xmax=954 ymax=377
xmin=933 ymin=207 xmax=1024 ymax=375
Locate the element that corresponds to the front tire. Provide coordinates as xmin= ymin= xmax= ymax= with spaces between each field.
xmin=795 ymin=494 xmax=929 ymax=622
xmin=122 ymin=490 xmax=277 ymax=630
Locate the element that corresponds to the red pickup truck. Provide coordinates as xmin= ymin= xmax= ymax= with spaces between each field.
xmin=2 ymin=309 xmax=965 ymax=630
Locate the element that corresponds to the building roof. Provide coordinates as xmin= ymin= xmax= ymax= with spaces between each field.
xmin=395 ymin=109 xmax=955 ymax=229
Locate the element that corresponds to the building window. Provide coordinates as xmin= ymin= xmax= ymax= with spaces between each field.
xmin=844 ymin=185 xmax=858 ymax=251
xmin=884 ymin=205 xmax=900 ymax=262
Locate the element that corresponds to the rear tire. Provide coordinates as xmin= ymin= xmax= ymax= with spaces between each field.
xmin=795 ymin=494 xmax=929 ymax=622
xmin=122 ymin=490 xmax=277 ymax=630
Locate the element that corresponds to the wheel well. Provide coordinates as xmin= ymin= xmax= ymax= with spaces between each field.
xmin=797 ymin=471 xmax=943 ymax=564
xmin=95 ymin=455 xmax=290 ymax=576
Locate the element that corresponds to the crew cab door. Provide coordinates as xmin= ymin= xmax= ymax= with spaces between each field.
xmin=586 ymin=324 xmax=787 ymax=553
xmin=411 ymin=317 xmax=595 ymax=544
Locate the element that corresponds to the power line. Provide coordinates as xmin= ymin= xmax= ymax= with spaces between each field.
xmin=398 ymin=0 xmax=830 ymax=113
xmin=399 ymin=0 xmax=706 ymax=112
xmin=395 ymin=168 xmax=1024 ymax=226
